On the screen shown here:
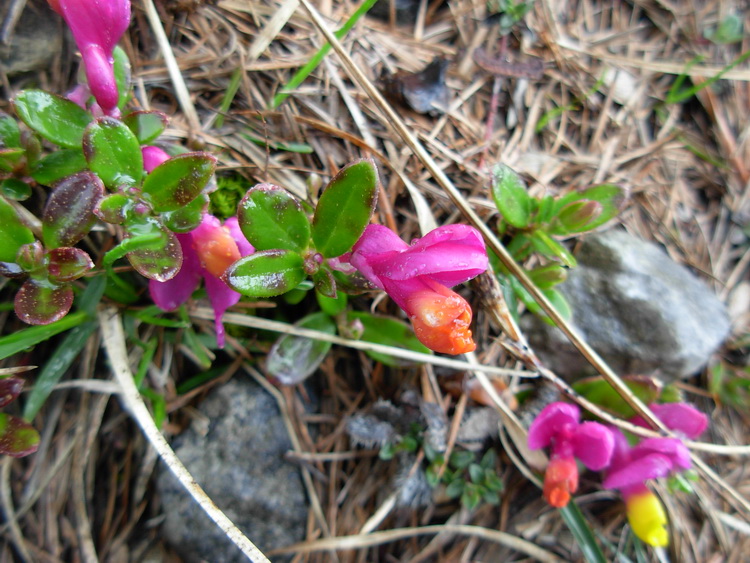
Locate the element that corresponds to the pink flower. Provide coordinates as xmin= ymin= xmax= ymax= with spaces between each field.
xmin=49 ymin=0 xmax=131 ymax=115
xmin=528 ymin=402 xmax=614 ymax=508
xmin=603 ymin=403 xmax=707 ymax=547
xmin=141 ymin=146 xmax=170 ymax=172
xmin=348 ymin=224 xmax=488 ymax=355
xmin=149 ymin=215 xmax=254 ymax=348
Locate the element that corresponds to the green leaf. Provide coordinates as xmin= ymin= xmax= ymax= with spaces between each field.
xmin=0 ymin=112 xmax=21 ymax=147
xmin=572 ymin=375 xmax=662 ymax=419
xmin=0 ymin=310 xmax=86 ymax=360
xmin=31 ymin=149 xmax=88 ymax=186
xmin=95 ymin=192 xmax=130 ymax=224
xmin=491 ymin=164 xmax=533 ymax=229
xmin=551 ymin=185 xmax=623 ymax=232
xmin=113 ymin=46 xmax=132 ymax=110
xmin=312 ymin=159 xmax=379 ymax=258
xmin=141 ymin=152 xmax=217 ymax=212
xmin=123 ymin=110 xmax=168 ymax=144
xmin=0 ymin=196 xmax=34 ymax=262
xmin=450 ymin=450 xmax=475 ymax=470
xmin=0 ymin=413 xmax=39 ymax=457
xmin=266 ymin=312 xmax=337 ymax=385
xmin=43 ymin=171 xmax=104 ymax=248
xmin=445 ymin=478 xmax=465 ymax=498
xmin=559 ymin=501 xmax=608 ymax=563
xmin=13 ymin=90 xmax=91 ymax=148
xmin=14 ymin=280 xmax=74 ymax=325
xmin=237 ymin=184 xmax=311 ymax=251
xmin=123 ymin=221 xmax=183 ymax=282
xmin=346 ymin=311 xmax=431 ymax=366
xmin=224 ymin=249 xmax=306 ymax=297
xmin=316 ymin=289 xmax=347 ymax=316
xmin=528 ymin=230 xmax=577 ymax=267
xmin=1 ymin=178 xmax=32 ymax=200
xmin=0 ymin=148 xmax=24 ymax=173
xmin=46 ymin=248 xmax=94 ymax=282
xmin=527 ymin=263 xmax=568 ymax=290
xmin=23 ymin=320 xmax=97 ymax=420
xmin=469 ymin=463 xmax=484 ymax=483
xmin=312 ymin=268 xmax=337 ymax=298
xmin=83 ymin=117 xmax=143 ymax=188
xmin=162 ymin=192 xmax=208 ymax=233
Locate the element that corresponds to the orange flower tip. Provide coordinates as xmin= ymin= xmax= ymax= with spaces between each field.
xmin=545 ymin=486 xmax=571 ymax=508
xmin=407 ymin=288 xmax=476 ymax=355
xmin=194 ymin=227 xmax=242 ymax=278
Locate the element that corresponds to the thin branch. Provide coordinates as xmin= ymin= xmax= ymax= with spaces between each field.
xmin=98 ymin=306 xmax=270 ymax=563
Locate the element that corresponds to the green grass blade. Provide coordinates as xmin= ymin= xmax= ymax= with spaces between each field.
xmin=666 ymin=50 xmax=750 ymax=104
xmin=214 ymin=66 xmax=243 ymax=129
xmin=271 ymin=0 xmax=378 ymax=108
xmin=0 ymin=311 xmax=87 ymax=361
xmin=560 ymin=501 xmax=608 ymax=563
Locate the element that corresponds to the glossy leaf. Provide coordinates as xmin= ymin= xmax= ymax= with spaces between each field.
xmin=0 ymin=377 xmax=23 ymax=408
xmin=31 ymin=149 xmax=88 ymax=186
xmin=347 ymin=311 xmax=431 ymax=366
xmin=1 ymin=179 xmax=31 ymax=200
xmin=237 ymin=184 xmax=311 ymax=252
xmin=83 ymin=117 xmax=143 ymax=188
xmin=47 ymin=248 xmax=94 ymax=283
xmin=162 ymin=193 xmax=209 ymax=233
xmin=123 ymin=110 xmax=168 ymax=144
xmin=95 ymin=192 xmax=130 ymax=224
xmin=43 ymin=171 xmax=104 ymax=248
xmin=0 ymin=311 xmax=86 ymax=360
xmin=124 ymin=221 xmax=183 ymax=282
xmin=0 ymin=112 xmax=21 ymax=147
xmin=0 ymin=413 xmax=39 ymax=457
xmin=491 ymin=164 xmax=533 ymax=229
xmin=266 ymin=312 xmax=336 ymax=385
xmin=113 ymin=46 xmax=131 ymax=110
xmin=312 ymin=159 xmax=379 ymax=258
xmin=0 ymin=196 xmax=34 ymax=263
xmin=15 ymin=280 xmax=74 ymax=325
xmin=12 ymin=90 xmax=91 ymax=148
xmin=141 ymin=152 xmax=217 ymax=212
xmin=16 ymin=241 xmax=44 ymax=273
xmin=224 ymin=249 xmax=305 ymax=297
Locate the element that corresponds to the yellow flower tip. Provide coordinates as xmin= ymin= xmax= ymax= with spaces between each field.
xmin=406 ymin=286 xmax=476 ymax=355
xmin=626 ymin=490 xmax=669 ymax=547
xmin=193 ymin=226 xmax=241 ymax=278
xmin=542 ymin=456 xmax=578 ymax=508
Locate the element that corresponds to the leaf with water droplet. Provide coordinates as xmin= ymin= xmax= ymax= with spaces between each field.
xmin=238 ymin=183 xmax=311 ymax=252
xmin=43 ymin=171 xmax=104 ymax=248
xmin=141 ymin=152 xmax=216 ymax=212
xmin=266 ymin=312 xmax=336 ymax=385
xmin=13 ymin=90 xmax=91 ymax=148
xmin=224 ymin=249 xmax=305 ymax=297
xmin=14 ymin=280 xmax=74 ymax=325
xmin=83 ymin=117 xmax=143 ymax=188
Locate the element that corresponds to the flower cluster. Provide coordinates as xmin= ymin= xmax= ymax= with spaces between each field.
xmin=528 ymin=401 xmax=708 ymax=547
xmin=348 ymin=224 xmax=488 ymax=355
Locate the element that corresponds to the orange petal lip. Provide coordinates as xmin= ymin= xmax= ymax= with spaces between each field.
xmin=542 ymin=456 xmax=579 ymax=508
xmin=193 ymin=226 xmax=242 ymax=278
xmin=406 ymin=284 xmax=476 ymax=355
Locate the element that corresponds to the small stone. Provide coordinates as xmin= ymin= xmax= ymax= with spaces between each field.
xmin=0 ymin=1 xmax=63 ymax=76
xmin=524 ymin=229 xmax=731 ymax=382
xmin=157 ymin=377 xmax=307 ymax=562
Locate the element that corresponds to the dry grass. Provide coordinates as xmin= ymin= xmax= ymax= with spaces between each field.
xmin=1 ymin=0 xmax=749 ymax=561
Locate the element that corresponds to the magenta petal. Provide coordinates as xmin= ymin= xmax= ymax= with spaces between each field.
xmin=528 ymin=402 xmax=580 ymax=450
xmin=204 ymin=273 xmax=240 ymax=348
xmin=60 ymin=0 xmax=131 ymax=55
xmin=572 ymin=422 xmax=615 ymax=470
xmin=603 ymin=453 xmax=675 ymax=490
xmin=81 ymin=44 xmax=118 ymax=114
xmin=350 ymin=225 xmax=408 ymax=289
xmin=631 ymin=403 xmax=708 ymax=439
xmin=224 ymin=216 xmax=254 ymax=257
xmin=631 ymin=438 xmax=692 ymax=471
xmin=142 ymin=146 xmax=171 ymax=173
xmin=149 ymin=234 xmax=201 ymax=310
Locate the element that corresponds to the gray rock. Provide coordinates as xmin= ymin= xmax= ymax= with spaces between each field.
xmin=157 ymin=377 xmax=307 ymax=562
xmin=525 ymin=229 xmax=731 ymax=382
xmin=0 ymin=1 xmax=63 ymax=76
